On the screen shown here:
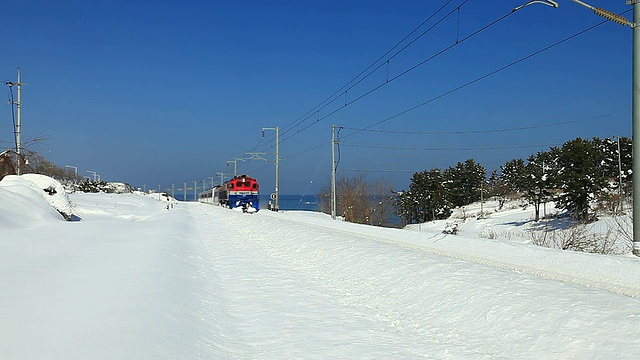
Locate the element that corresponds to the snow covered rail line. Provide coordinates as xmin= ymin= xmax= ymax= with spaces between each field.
xmin=259 ymin=210 xmax=640 ymax=299
xmin=3 ymin=188 xmax=639 ymax=359
xmin=199 ymin=206 xmax=640 ymax=358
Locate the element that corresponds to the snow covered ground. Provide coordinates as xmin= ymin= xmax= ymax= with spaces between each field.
xmin=1 ymin=175 xmax=639 ymax=359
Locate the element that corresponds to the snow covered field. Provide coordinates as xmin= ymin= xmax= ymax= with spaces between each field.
xmin=1 ymin=175 xmax=639 ymax=359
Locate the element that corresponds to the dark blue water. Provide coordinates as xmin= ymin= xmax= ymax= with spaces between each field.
xmin=261 ymin=194 xmax=320 ymax=211
xmin=178 ymin=192 xmax=400 ymax=226
xmin=175 ymin=192 xmax=320 ymax=211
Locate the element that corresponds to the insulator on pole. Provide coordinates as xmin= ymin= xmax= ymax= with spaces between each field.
xmin=593 ymin=7 xmax=633 ymax=27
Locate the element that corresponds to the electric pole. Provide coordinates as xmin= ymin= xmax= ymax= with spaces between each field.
xmin=262 ymin=127 xmax=280 ymax=211
xmin=226 ymin=158 xmax=245 ymax=177
xmin=183 ymin=182 xmax=187 ymax=201
xmin=193 ymin=181 xmax=198 ymax=201
xmin=5 ymin=68 xmax=26 ymax=175
xmin=331 ymin=125 xmax=340 ymax=220
xmin=217 ymin=172 xmax=228 ymax=186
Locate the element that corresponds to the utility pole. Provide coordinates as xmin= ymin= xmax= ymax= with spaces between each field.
xmin=617 ymin=136 xmax=624 ymax=212
xmin=331 ymin=125 xmax=340 ymax=220
xmin=216 ymin=172 xmax=227 ymax=185
xmin=171 ymin=184 xmax=175 ymax=198
xmin=193 ymin=181 xmax=198 ymax=201
xmin=561 ymin=0 xmax=640 ymax=255
xmin=515 ymin=0 xmax=640 ymax=255
xmin=65 ymin=165 xmax=77 ymax=176
xmin=631 ymin=0 xmax=640 ymax=256
xmin=480 ymin=181 xmax=484 ymax=216
xmin=570 ymin=0 xmax=640 ymax=258
xmin=226 ymin=158 xmax=245 ymax=177
xmin=262 ymin=127 xmax=280 ymax=211
xmin=5 ymin=68 xmax=26 ymax=175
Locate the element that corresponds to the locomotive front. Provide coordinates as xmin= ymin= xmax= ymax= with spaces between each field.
xmin=224 ymin=174 xmax=260 ymax=212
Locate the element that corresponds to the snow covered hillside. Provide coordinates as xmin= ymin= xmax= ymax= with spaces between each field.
xmin=1 ymin=175 xmax=639 ymax=359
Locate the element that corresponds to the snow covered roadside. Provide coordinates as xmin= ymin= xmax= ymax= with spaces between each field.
xmin=1 ymin=183 xmax=639 ymax=358
xmin=1 ymin=192 xmax=200 ymax=358
xmin=197 ymin=207 xmax=640 ymax=358
xmin=266 ymin=210 xmax=640 ymax=298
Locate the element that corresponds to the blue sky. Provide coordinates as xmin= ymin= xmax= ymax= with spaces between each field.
xmin=1 ymin=0 xmax=632 ymax=195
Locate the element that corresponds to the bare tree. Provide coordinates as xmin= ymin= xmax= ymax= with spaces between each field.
xmin=318 ymin=173 xmax=395 ymax=226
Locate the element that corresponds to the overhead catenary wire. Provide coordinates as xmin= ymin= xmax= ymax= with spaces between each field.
xmin=339 ymin=14 xmax=625 ymax=142
xmin=246 ymin=0 xmax=471 ymax=155
xmin=269 ymin=15 xmax=623 ymax=163
xmin=274 ymin=0 xmax=461 ymax=139
xmin=259 ymin=3 xmax=606 ymax=154
xmin=341 ymin=143 xmax=562 ymax=151
xmin=275 ymin=2 xmax=516 ymax=147
xmin=338 ymin=113 xmax=623 ymax=135
xmin=235 ymin=5 xmax=630 ymax=182
xmin=341 ymin=168 xmax=418 ymax=173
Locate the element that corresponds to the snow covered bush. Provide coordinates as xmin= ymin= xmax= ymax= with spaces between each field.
xmin=528 ymin=224 xmax=622 ymax=255
xmin=442 ymin=222 xmax=459 ymax=235
xmin=480 ymin=225 xmax=497 ymax=240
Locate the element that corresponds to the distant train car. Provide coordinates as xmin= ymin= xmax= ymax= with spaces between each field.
xmin=198 ymin=174 xmax=259 ymax=212
xmin=198 ymin=187 xmax=214 ymax=204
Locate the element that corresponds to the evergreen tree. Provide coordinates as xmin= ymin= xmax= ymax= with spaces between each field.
xmin=409 ymin=169 xmax=450 ymax=222
xmin=392 ymin=190 xmax=416 ymax=226
xmin=500 ymin=158 xmax=527 ymax=194
xmin=444 ymin=159 xmax=486 ymax=208
xmin=594 ymin=136 xmax=632 ymax=189
xmin=523 ymin=150 xmax=556 ymax=222
xmin=555 ymin=138 xmax=606 ymax=222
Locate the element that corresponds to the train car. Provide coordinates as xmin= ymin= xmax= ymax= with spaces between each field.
xmin=197 ymin=187 xmax=214 ymax=204
xmin=199 ymin=174 xmax=259 ymax=212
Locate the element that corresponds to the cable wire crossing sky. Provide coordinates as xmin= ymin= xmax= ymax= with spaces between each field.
xmin=0 ymin=0 xmax=632 ymax=194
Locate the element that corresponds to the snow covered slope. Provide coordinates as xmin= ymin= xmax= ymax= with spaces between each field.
xmin=0 ymin=188 xmax=638 ymax=359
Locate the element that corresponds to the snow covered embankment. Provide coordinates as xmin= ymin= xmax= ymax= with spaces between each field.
xmin=0 ymin=174 xmax=74 ymax=226
xmin=262 ymin=209 xmax=640 ymax=299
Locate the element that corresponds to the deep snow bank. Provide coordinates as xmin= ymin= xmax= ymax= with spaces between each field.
xmin=0 ymin=174 xmax=73 ymax=226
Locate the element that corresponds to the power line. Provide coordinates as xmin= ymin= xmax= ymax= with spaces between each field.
xmin=276 ymin=4 xmax=519 ymax=146
xmin=341 ymin=143 xmax=561 ymax=151
xmin=341 ymin=168 xmax=417 ymax=173
xmin=248 ymin=1 xmax=475 ymax=155
xmin=273 ymin=14 xmax=620 ymax=163
xmin=239 ymin=7 xmax=630 ymax=172
xmin=339 ymin=113 xmax=623 ymax=135
xmin=276 ymin=0 xmax=461 ymax=139
xmin=340 ymin=15 xmax=621 ymax=141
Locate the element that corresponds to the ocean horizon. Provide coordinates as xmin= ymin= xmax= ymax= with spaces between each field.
xmin=173 ymin=192 xmax=321 ymax=212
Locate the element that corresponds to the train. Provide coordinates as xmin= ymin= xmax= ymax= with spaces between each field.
xmin=198 ymin=174 xmax=260 ymax=212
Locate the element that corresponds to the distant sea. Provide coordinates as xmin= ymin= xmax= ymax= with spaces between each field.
xmin=174 ymin=192 xmax=321 ymax=212
xmin=260 ymin=194 xmax=321 ymax=211
xmin=175 ymin=192 xmax=401 ymax=226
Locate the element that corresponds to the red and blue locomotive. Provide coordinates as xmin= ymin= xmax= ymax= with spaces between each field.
xmin=199 ymin=174 xmax=260 ymax=212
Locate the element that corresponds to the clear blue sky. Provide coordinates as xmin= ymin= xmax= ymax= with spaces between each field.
xmin=1 ymin=0 xmax=632 ymax=195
